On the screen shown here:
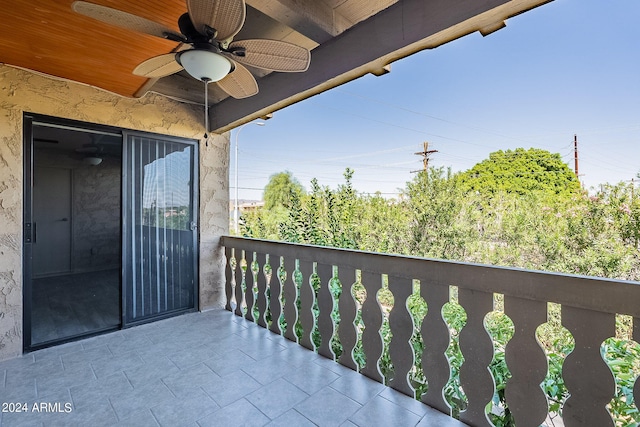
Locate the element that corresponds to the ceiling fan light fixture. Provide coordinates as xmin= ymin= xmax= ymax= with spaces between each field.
xmin=83 ymin=156 xmax=103 ymax=166
xmin=177 ymin=50 xmax=231 ymax=82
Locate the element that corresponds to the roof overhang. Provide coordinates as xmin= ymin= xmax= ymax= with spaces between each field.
xmin=0 ymin=0 xmax=553 ymax=133
xmin=210 ymin=0 xmax=553 ymax=133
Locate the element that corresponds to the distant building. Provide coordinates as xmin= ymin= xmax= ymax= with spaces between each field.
xmin=239 ymin=201 xmax=265 ymax=213
xmin=228 ymin=200 xmax=265 ymax=214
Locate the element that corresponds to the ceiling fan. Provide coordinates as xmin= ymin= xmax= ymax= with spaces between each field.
xmin=74 ymin=135 xmax=121 ymax=165
xmin=72 ymin=0 xmax=312 ymax=134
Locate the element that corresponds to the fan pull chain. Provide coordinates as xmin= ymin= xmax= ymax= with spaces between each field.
xmin=203 ymin=78 xmax=211 ymax=145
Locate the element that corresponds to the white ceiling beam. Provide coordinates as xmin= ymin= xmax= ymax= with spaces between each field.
xmin=211 ymin=0 xmax=554 ymax=133
xmin=246 ymin=0 xmax=350 ymax=43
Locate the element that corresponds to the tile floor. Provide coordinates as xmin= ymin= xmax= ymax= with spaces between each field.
xmin=0 ymin=309 xmax=466 ymax=427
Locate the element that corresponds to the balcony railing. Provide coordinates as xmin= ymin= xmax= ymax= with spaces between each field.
xmin=221 ymin=236 xmax=640 ymax=427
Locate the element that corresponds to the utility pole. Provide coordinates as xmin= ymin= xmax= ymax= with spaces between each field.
xmin=573 ymin=134 xmax=579 ymax=178
xmin=411 ymin=141 xmax=438 ymax=173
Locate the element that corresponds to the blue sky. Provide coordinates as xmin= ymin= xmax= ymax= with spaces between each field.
xmin=231 ymin=0 xmax=640 ymax=200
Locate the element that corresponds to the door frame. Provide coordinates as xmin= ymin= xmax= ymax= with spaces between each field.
xmin=22 ymin=113 xmax=200 ymax=350
xmin=23 ymin=114 xmax=127 ymax=350
xmin=121 ymin=130 xmax=200 ymax=328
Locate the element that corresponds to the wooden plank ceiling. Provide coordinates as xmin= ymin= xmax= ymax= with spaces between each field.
xmin=0 ymin=1 xmax=184 ymax=97
xmin=0 ymin=0 xmax=553 ymax=132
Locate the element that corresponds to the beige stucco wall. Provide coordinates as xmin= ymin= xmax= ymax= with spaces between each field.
xmin=0 ymin=65 xmax=229 ymax=361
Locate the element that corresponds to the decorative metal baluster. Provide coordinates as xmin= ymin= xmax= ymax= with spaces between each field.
xmin=299 ymin=260 xmax=316 ymax=351
xmin=361 ymin=271 xmax=384 ymax=383
xmin=317 ymin=263 xmax=335 ymax=360
xmin=562 ymin=306 xmax=616 ymax=427
xmin=234 ymin=249 xmax=245 ymax=317
xmin=244 ymin=252 xmax=256 ymax=322
xmin=255 ymin=253 xmax=268 ymax=328
xmin=388 ymin=276 xmax=415 ymax=397
xmin=421 ymin=282 xmax=452 ymax=414
xmin=283 ymin=257 xmax=299 ymax=342
xmin=458 ymin=288 xmax=495 ymax=427
xmin=504 ymin=296 xmax=548 ymax=427
xmin=224 ymin=246 xmax=234 ymax=311
xmin=269 ymin=256 xmax=284 ymax=335
xmin=338 ymin=266 xmax=358 ymax=371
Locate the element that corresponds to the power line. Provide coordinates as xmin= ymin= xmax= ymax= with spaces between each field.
xmin=312 ymin=101 xmax=505 ymax=150
xmin=334 ymin=89 xmax=547 ymax=147
xmin=411 ymin=142 xmax=438 ymax=173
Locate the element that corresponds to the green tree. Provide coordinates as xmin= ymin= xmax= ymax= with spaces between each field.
xmin=404 ymin=167 xmax=475 ymax=260
xmin=239 ymin=164 xmax=640 ymax=426
xmin=355 ymin=193 xmax=409 ymax=254
xmin=459 ymin=148 xmax=580 ymax=197
xmin=277 ymin=169 xmax=361 ymax=248
xmin=240 ymin=205 xmax=288 ymax=240
xmin=263 ymin=171 xmax=305 ymax=209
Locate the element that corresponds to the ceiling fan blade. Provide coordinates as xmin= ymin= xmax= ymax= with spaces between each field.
xmin=72 ymin=1 xmax=183 ymax=40
xmin=216 ymin=61 xmax=258 ymax=99
xmin=187 ymin=0 xmax=246 ymax=41
xmin=76 ymin=146 xmax=99 ymax=154
xmin=133 ymin=53 xmax=183 ymax=78
xmin=228 ymin=39 xmax=311 ymax=72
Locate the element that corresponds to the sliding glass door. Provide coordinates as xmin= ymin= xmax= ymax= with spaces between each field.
xmin=24 ymin=115 xmax=123 ymax=349
xmin=24 ymin=116 xmax=199 ymax=350
xmin=123 ymin=132 xmax=198 ymax=325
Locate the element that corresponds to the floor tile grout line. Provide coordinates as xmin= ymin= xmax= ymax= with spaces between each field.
xmin=68 ymin=383 xmax=81 ymax=411
xmin=378 ymin=390 xmax=429 ymax=417
xmin=160 ymin=377 xmax=178 ymax=399
xmin=281 ymin=374 xmax=337 ymax=396
xmin=89 ymin=363 xmax=98 ymax=382
xmin=56 ymin=355 xmax=68 ymax=371
xmin=34 ymin=376 xmax=42 ymax=400
xmin=291 ymin=408 xmax=316 ymax=426
xmin=64 ymin=388 xmax=73 ymax=409
xmin=122 ymin=369 xmax=135 ymax=391
xmin=107 ymin=395 xmax=120 ymax=423
xmin=149 ymin=407 xmax=162 ymax=427
xmin=165 ymin=378 xmax=179 ymax=399
xmin=243 ymin=397 xmax=274 ymax=423
xmin=199 ymin=384 xmax=224 ymax=409
xmin=27 ymin=378 xmax=37 ymax=402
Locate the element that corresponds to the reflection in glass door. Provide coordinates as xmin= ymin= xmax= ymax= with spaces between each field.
xmin=123 ymin=133 xmax=198 ymax=325
xmin=24 ymin=117 xmax=123 ymax=349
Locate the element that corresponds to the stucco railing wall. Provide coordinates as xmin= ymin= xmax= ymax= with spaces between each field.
xmin=221 ymin=236 xmax=640 ymax=427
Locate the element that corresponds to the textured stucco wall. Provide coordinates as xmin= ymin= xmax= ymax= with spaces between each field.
xmin=71 ymin=156 xmax=121 ymax=272
xmin=0 ymin=65 xmax=229 ymax=361
xmin=199 ymin=132 xmax=230 ymax=311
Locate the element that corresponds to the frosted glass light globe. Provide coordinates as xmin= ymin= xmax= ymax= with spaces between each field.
xmin=177 ymin=50 xmax=231 ymax=82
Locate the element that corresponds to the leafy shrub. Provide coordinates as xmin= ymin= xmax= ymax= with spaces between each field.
xmin=239 ymin=160 xmax=640 ymax=425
